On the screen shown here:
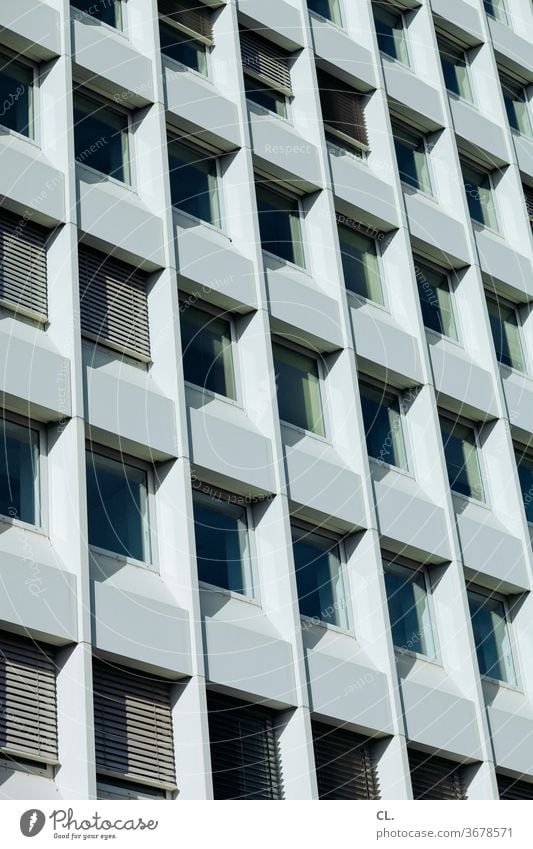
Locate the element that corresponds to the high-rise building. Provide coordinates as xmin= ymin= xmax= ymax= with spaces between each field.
xmin=0 ymin=0 xmax=532 ymax=801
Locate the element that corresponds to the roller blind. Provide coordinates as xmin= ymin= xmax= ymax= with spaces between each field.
xmin=93 ymin=660 xmax=177 ymax=790
xmin=78 ymin=246 xmax=151 ymax=359
xmin=207 ymin=691 xmax=283 ymax=799
xmin=312 ymin=721 xmax=380 ymax=799
xmin=0 ymin=632 xmax=58 ymax=764
xmin=159 ymin=0 xmax=214 ymax=45
xmin=0 ymin=209 xmax=48 ymax=318
xmin=240 ymin=29 xmax=293 ymax=96
xmin=524 ymin=186 xmax=533 ymax=224
xmin=409 ymin=749 xmax=467 ymax=799
xmin=497 ymin=773 xmax=533 ymax=799
xmin=317 ymin=70 xmax=369 ymax=149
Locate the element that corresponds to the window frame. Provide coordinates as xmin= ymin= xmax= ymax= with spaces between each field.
xmin=179 ymin=298 xmax=240 ymax=404
xmin=272 ymin=334 xmax=329 ymax=440
xmin=73 ymin=86 xmax=135 ymax=188
xmin=71 ymin=0 xmax=125 ymax=32
xmin=466 ymin=584 xmax=520 ymax=689
xmin=391 ymin=118 xmax=434 ymax=197
xmin=414 ymin=255 xmax=460 ymax=343
xmin=359 ymin=376 xmax=412 ymax=475
xmin=96 ymin=776 xmax=172 ymax=800
xmin=485 ymin=290 xmax=527 ymax=374
xmin=373 ymin=2 xmax=411 ymax=68
xmin=513 ymin=442 xmax=533 ymax=526
xmin=436 ymin=32 xmax=474 ymax=105
xmin=244 ymin=74 xmax=291 ymax=121
xmin=439 ymin=411 xmax=487 ymax=506
xmin=0 ymin=47 xmax=37 ymax=143
xmin=307 ymin=0 xmax=343 ymax=28
xmin=460 ymin=157 xmax=500 ymax=233
xmin=337 ymin=216 xmax=385 ymax=307
xmin=255 ymin=177 xmax=307 ymax=269
xmin=291 ymin=519 xmax=351 ymax=633
xmin=483 ymin=0 xmax=508 ymax=26
xmin=0 ymin=411 xmax=44 ymax=533
xmin=499 ymin=71 xmax=532 ymax=138
xmin=191 ymin=479 xmax=258 ymax=601
xmin=158 ymin=14 xmax=212 ymax=80
xmin=168 ymin=133 xmax=224 ymax=231
xmin=85 ymin=443 xmax=157 ymax=570
xmin=382 ymin=553 xmax=440 ymax=662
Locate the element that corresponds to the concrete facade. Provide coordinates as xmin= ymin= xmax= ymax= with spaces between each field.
xmin=0 ymin=0 xmax=532 ymax=800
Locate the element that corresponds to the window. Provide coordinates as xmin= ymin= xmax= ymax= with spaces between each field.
xmin=86 ymin=450 xmax=151 ymax=562
xmin=360 ymin=381 xmax=408 ymax=471
xmin=158 ymin=0 xmax=213 ymax=76
xmin=338 ymin=219 xmax=383 ymax=303
xmin=71 ymin=0 xmax=122 ymax=28
xmin=468 ymin=589 xmax=517 ymax=685
xmin=317 ymin=70 xmax=369 ymax=156
xmin=0 ymin=208 xmax=48 ymax=319
xmin=307 ymin=0 xmax=342 ymax=26
xmin=180 ymin=303 xmax=235 ymax=398
xmin=392 ymin=120 xmax=432 ymax=194
xmin=78 ymin=246 xmax=150 ymax=359
xmin=168 ymin=138 xmax=221 ymax=227
xmin=384 ymin=559 xmax=435 ymax=657
xmin=515 ymin=446 xmax=533 ymax=523
xmin=437 ymin=35 xmax=473 ymax=103
xmin=439 ymin=415 xmax=484 ymax=501
xmin=0 ymin=632 xmax=58 ymax=768
xmin=312 ymin=722 xmax=380 ymax=800
xmin=291 ymin=525 xmax=348 ymax=628
xmin=240 ymin=28 xmax=292 ymax=118
xmin=193 ymin=484 xmax=253 ymax=596
xmin=373 ymin=3 xmax=409 ymax=65
xmin=486 ymin=294 xmax=525 ymax=371
xmin=0 ymin=52 xmax=33 ymax=137
xmin=409 ymin=749 xmax=467 ymax=800
xmin=207 ymin=691 xmax=283 ymax=799
xmin=272 ymin=341 xmax=325 ymax=436
xmin=415 ymin=260 xmax=457 ymax=340
xmin=93 ymin=659 xmax=176 ymax=797
xmin=256 ymin=182 xmax=305 ymax=267
xmin=74 ymin=90 xmax=130 ymax=183
xmin=0 ymin=417 xmax=39 ymax=526
xmin=461 ymin=160 xmax=498 ymax=230
xmin=484 ymin=0 xmax=508 ymax=25
xmin=497 ymin=774 xmax=533 ymax=800
xmin=500 ymin=73 xmax=532 ymax=137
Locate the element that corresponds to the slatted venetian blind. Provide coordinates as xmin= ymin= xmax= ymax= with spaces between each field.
xmin=312 ymin=721 xmax=380 ymax=799
xmin=0 ymin=209 xmax=48 ymax=318
xmin=409 ymin=749 xmax=467 ymax=800
xmin=159 ymin=0 xmax=214 ymax=45
xmin=317 ymin=70 xmax=369 ymax=149
xmin=497 ymin=773 xmax=533 ymax=800
xmin=240 ymin=29 xmax=293 ymax=96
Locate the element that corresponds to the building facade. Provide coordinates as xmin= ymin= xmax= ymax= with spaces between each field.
xmin=0 ymin=0 xmax=532 ymax=801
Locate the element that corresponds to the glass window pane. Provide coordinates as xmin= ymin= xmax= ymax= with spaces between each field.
xmin=193 ymin=491 xmax=252 ymax=595
xmin=415 ymin=262 xmax=457 ymax=339
xmin=393 ymin=125 xmax=431 ymax=194
xmin=180 ymin=305 xmax=235 ymax=398
xmin=360 ymin=383 xmax=408 ymax=470
xmin=516 ymin=451 xmax=533 ymax=523
xmin=502 ymin=78 xmax=532 ymax=137
xmin=256 ymin=184 xmax=304 ymax=267
xmin=244 ymin=76 xmax=287 ymax=118
xmin=384 ymin=561 xmax=435 ymax=657
xmin=468 ymin=591 xmax=516 ymax=684
xmin=273 ymin=343 xmax=324 ymax=436
xmin=373 ymin=5 xmax=409 ymax=65
xmin=86 ymin=452 xmax=149 ymax=562
xmin=462 ymin=163 xmax=498 ymax=230
xmin=487 ymin=297 xmax=525 ymax=371
xmin=72 ymin=0 xmax=122 ymax=27
xmin=438 ymin=39 xmax=472 ymax=102
xmin=292 ymin=527 xmax=347 ymax=628
xmin=74 ymin=93 xmax=130 ymax=183
xmin=484 ymin=0 xmax=508 ymax=24
xmin=338 ymin=225 xmax=383 ymax=303
xmin=0 ymin=419 xmax=38 ymax=525
xmin=0 ymin=54 xmax=33 ymax=137
xmin=440 ymin=417 xmax=484 ymax=501
xmin=159 ymin=21 xmax=208 ymax=75
xmin=168 ymin=139 xmax=220 ymax=226
xmin=307 ymin=0 xmax=341 ymax=25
